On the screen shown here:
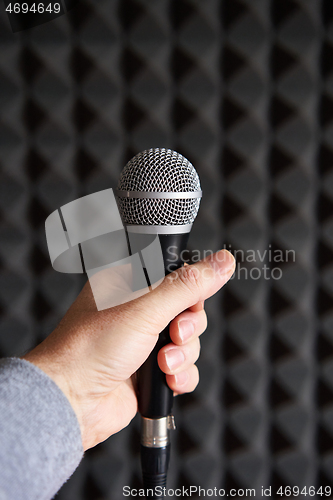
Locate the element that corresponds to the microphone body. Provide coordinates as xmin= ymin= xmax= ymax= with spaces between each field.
xmin=131 ymin=233 xmax=189 ymax=496
xmin=116 ymin=149 xmax=201 ymax=498
xmin=138 ymin=232 xmax=189 ymax=418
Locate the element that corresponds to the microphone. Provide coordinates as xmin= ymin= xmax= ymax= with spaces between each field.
xmin=116 ymin=148 xmax=202 ymax=497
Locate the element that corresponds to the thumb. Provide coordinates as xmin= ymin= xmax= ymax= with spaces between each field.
xmin=117 ymin=249 xmax=236 ymax=335
xmin=88 ymin=249 xmax=235 ymax=383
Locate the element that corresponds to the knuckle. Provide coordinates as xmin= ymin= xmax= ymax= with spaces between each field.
xmin=189 ymin=365 xmax=200 ymax=391
xmin=186 ymin=338 xmax=200 ymax=364
xmin=177 ymin=265 xmax=204 ymax=295
xmin=201 ymin=311 xmax=208 ymax=332
xmin=194 ymin=339 xmax=201 ymax=362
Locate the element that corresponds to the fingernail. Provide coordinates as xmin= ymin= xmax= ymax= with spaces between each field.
xmin=209 ymin=250 xmax=235 ymax=274
xmin=165 ymin=348 xmax=185 ymax=370
xmin=174 ymin=371 xmax=189 ymax=386
xmin=178 ymin=320 xmax=195 ymax=343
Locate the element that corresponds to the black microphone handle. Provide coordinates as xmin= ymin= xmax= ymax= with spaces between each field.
xmin=138 ymin=233 xmax=189 ymax=417
xmin=137 ymin=232 xmax=190 ymax=499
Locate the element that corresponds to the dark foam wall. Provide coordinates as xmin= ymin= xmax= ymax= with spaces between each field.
xmin=0 ymin=0 xmax=332 ymax=498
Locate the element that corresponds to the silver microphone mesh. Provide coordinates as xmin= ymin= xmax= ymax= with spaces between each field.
xmin=116 ymin=149 xmax=201 ymax=226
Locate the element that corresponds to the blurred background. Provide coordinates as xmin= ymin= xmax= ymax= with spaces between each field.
xmin=0 ymin=0 xmax=332 ymax=498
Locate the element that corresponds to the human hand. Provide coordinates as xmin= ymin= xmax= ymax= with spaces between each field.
xmin=23 ymin=250 xmax=235 ymax=451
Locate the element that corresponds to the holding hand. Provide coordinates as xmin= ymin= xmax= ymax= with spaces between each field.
xmin=24 ymin=250 xmax=235 ymax=451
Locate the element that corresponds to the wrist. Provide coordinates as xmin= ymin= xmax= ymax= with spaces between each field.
xmin=22 ymin=351 xmax=86 ymax=447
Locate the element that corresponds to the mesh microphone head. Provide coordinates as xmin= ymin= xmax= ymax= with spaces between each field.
xmin=116 ymin=149 xmax=201 ymax=226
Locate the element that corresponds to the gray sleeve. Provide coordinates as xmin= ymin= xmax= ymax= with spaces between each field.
xmin=0 ymin=357 xmax=84 ymax=500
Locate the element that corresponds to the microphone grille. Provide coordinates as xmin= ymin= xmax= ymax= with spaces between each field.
xmin=117 ymin=149 xmax=201 ymax=226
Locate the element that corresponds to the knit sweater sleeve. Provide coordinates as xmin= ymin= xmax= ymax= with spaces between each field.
xmin=0 ymin=357 xmax=84 ymax=500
